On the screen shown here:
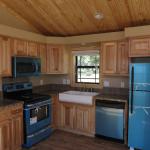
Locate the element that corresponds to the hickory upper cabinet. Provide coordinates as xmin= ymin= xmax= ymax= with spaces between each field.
xmin=117 ymin=41 xmax=129 ymax=75
xmin=102 ymin=41 xmax=129 ymax=76
xmin=38 ymin=44 xmax=47 ymax=73
xmin=47 ymin=45 xmax=68 ymax=74
xmin=102 ymin=42 xmax=117 ymax=74
xmin=27 ymin=41 xmax=38 ymax=57
xmin=0 ymin=37 xmax=12 ymax=76
xmin=129 ymin=37 xmax=150 ymax=57
xmin=13 ymin=39 xmax=28 ymax=56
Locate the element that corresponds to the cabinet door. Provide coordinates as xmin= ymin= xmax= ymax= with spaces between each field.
xmin=28 ymin=42 xmax=38 ymax=57
xmin=47 ymin=45 xmax=63 ymax=73
xmin=117 ymin=41 xmax=129 ymax=75
xmin=0 ymin=120 xmax=11 ymax=150
xmin=102 ymin=42 xmax=117 ymax=74
xmin=76 ymin=106 xmax=95 ymax=133
xmin=13 ymin=39 xmax=28 ymax=56
xmin=11 ymin=115 xmax=23 ymax=150
xmin=0 ymin=37 xmax=12 ymax=76
xmin=60 ymin=103 xmax=75 ymax=129
xmin=129 ymin=38 xmax=150 ymax=57
xmin=38 ymin=44 xmax=47 ymax=73
xmin=51 ymin=95 xmax=59 ymax=128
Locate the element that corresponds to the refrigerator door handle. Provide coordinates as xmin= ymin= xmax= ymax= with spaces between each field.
xmin=131 ymin=66 xmax=134 ymax=114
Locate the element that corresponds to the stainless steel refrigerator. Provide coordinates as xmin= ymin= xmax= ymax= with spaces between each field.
xmin=128 ymin=59 xmax=150 ymax=150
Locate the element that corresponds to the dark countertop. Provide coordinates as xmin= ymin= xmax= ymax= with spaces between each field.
xmin=95 ymin=94 xmax=128 ymax=103
xmin=0 ymin=98 xmax=23 ymax=109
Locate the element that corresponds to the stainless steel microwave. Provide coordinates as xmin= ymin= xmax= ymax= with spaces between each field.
xmin=12 ymin=56 xmax=41 ymax=78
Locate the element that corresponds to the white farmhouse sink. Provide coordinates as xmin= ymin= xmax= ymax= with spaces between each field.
xmin=59 ymin=91 xmax=98 ymax=105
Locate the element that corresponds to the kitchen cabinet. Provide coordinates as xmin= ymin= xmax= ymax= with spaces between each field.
xmin=117 ymin=41 xmax=129 ymax=75
xmin=102 ymin=41 xmax=129 ymax=76
xmin=102 ymin=42 xmax=117 ymax=74
xmin=28 ymin=41 xmax=38 ymax=57
xmin=0 ymin=37 xmax=12 ymax=76
xmin=38 ymin=44 xmax=47 ymax=73
xmin=0 ymin=104 xmax=23 ymax=150
xmin=129 ymin=38 xmax=150 ymax=57
xmin=0 ymin=120 xmax=11 ymax=150
xmin=76 ymin=105 xmax=95 ymax=133
xmin=60 ymin=103 xmax=75 ymax=129
xmin=59 ymin=102 xmax=95 ymax=135
xmin=11 ymin=115 xmax=23 ymax=150
xmin=13 ymin=39 xmax=28 ymax=56
xmin=47 ymin=45 xmax=68 ymax=74
xmin=51 ymin=95 xmax=59 ymax=128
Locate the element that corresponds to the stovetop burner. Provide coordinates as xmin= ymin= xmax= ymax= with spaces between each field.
xmin=3 ymin=82 xmax=51 ymax=104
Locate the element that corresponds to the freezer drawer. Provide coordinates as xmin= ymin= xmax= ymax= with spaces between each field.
xmin=96 ymin=106 xmax=124 ymax=140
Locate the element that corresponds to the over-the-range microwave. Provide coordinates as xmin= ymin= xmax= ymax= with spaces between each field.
xmin=12 ymin=56 xmax=41 ymax=78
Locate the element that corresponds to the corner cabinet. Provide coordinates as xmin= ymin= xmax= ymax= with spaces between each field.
xmin=102 ymin=41 xmax=129 ymax=76
xmin=0 ymin=104 xmax=23 ymax=150
xmin=129 ymin=37 xmax=150 ymax=57
xmin=47 ymin=45 xmax=68 ymax=74
xmin=59 ymin=102 xmax=95 ymax=136
xmin=0 ymin=37 xmax=12 ymax=77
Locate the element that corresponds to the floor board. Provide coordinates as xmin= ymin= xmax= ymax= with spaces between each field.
xmin=23 ymin=130 xmax=128 ymax=150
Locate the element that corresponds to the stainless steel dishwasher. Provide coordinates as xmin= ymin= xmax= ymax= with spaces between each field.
xmin=95 ymin=100 xmax=124 ymax=141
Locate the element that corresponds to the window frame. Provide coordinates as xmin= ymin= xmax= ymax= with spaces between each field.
xmin=75 ymin=55 xmax=100 ymax=84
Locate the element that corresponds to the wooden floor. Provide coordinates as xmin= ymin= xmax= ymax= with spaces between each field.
xmin=24 ymin=130 xmax=128 ymax=150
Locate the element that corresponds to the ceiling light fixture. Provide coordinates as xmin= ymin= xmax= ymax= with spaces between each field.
xmin=94 ymin=11 xmax=104 ymax=20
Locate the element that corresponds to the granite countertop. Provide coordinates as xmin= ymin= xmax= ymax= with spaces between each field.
xmin=95 ymin=94 xmax=128 ymax=103
xmin=0 ymin=98 xmax=23 ymax=108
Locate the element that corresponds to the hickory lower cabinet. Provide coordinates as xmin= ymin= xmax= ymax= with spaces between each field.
xmin=0 ymin=103 xmax=23 ymax=150
xmin=59 ymin=102 xmax=95 ymax=136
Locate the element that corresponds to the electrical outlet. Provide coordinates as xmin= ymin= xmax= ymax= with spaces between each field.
xmin=121 ymin=81 xmax=125 ymax=88
xmin=66 ymin=79 xmax=70 ymax=85
xmin=62 ymin=79 xmax=66 ymax=84
xmin=40 ymin=79 xmax=44 ymax=85
xmin=104 ymin=81 xmax=110 ymax=87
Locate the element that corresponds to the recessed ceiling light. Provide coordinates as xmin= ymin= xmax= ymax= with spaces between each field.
xmin=94 ymin=11 xmax=104 ymax=20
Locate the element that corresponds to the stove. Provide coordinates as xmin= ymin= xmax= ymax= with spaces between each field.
xmin=3 ymin=82 xmax=52 ymax=148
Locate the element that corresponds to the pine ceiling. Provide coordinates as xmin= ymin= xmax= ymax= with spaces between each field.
xmin=0 ymin=0 xmax=150 ymax=36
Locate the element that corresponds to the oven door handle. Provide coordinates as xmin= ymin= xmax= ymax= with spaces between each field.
xmin=25 ymin=102 xmax=52 ymax=110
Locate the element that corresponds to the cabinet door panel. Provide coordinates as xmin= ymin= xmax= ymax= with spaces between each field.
xmin=0 ymin=120 xmax=11 ymax=150
xmin=28 ymin=42 xmax=38 ymax=57
xmin=60 ymin=103 xmax=75 ymax=129
xmin=102 ymin=42 xmax=117 ymax=74
xmin=13 ymin=39 xmax=28 ymax=56
xmin=76 ymin=106 xmax=94 ymax=133
xmin=0 ymin=37 xmax=12 ymax=76
xmin=11 ymin=115 xmax=23 ymax=150
xmin=38 ymin=44 xmax=47 ymax=73
xmin=117 ymin=41 xmax=129 ymax=75
xmin=130 ymin=38 xmax=150 ymax=57
xmin=47 ymin=45 xmax=63 ymax=73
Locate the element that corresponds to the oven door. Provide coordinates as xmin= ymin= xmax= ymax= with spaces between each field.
xmin=12 ymin=57 xmax=41 ymax=77
xmin=24 ymin=99 xmax=51 ymax=135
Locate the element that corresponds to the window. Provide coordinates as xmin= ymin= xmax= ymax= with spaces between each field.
xmin=75 ymin=54 xmax=100 ymax=84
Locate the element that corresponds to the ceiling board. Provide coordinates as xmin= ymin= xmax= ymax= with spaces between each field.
xmin=0 ymin=0 xmax=150 ymax=36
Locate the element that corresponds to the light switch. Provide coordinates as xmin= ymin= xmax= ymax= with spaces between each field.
xmin=104 ymin=80 xmax=110 ymax=87
xmin=121 ymin=81 xmax=125 ymax=88
xmin=40 ymin=79 xmax=44 ymax=85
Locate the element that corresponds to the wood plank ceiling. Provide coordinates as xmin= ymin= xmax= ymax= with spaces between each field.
xmin=0 ymin=0 xmax=150 ymax=36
